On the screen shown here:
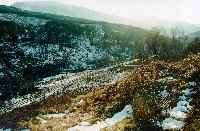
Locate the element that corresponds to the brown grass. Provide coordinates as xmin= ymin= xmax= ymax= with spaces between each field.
xmin=1 ymin=53 xmax=200 ymax=130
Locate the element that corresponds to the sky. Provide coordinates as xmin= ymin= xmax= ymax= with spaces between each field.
xmin=0 ymin=0 xmax=200 ymax=24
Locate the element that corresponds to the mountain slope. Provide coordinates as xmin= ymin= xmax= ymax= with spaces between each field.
xmin=0 ymin=5 xmax=149 ymax=102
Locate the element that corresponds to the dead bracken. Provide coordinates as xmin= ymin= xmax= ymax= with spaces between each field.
xmin=1 ymin=53 xmax=200 ymax=130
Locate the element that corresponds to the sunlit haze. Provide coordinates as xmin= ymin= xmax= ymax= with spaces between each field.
xmin=1 ymin=0 xmax=200 ymax=24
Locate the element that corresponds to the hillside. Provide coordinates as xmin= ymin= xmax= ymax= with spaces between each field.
xmin=1 ymin=53 xmax=200 ymax=130
xmin=0 ymin=5 xmax=149 ymax=102
xmin=1 ymin=4 xmax=200 ymax=131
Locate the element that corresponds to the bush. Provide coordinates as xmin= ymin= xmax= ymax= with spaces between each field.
xmin=133 ymin=28 xmax=189 ymax=60
xmin=187 ymin=37 xmax=200 ymax=54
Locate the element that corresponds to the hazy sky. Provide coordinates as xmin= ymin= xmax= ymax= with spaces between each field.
xmin=1 ymin=0 xmax=200 ymax=24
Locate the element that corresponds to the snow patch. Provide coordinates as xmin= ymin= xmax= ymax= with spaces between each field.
xmin=0 ymin=129 xmax=11 ymax=131
xmin=41 ymin=113 xmax=66 ymax=119
xmin=162 ymin=118 xmax=184 ymax=130
xmin=0 ymin=129 xmax=29 ymax=131
xmin=0 ymin=62 xmax=128 ymax=114
xmin=68 ymin=105 xmax=133 ymax=131
xmin=0 ymin=13 xmax=48 ymax=26
xmin=35 ymin=116 xmax=47 ymax=124
xmin=69 ymin=35 xmax=106 ymax=70
xmin=157 ymin=76 xmax=176 ymax=83
xmin=160 ymin=90 xmax=169 ymax=98
xmin=161 ymin=82 xmax=196 ymax=130
xmin=0 ymin=72 xmax=4 ymax=77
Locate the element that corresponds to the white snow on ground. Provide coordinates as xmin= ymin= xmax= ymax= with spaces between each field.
xmin=69 ymin=34 xmax=106 ymax=70
xmin=161 ymin=82 xmax=196 ymax=130
xmin=0 ymin=129 xmax=29 ymax=131
xmin=160 ymin=89 xmax=169 ymax=98
xmin=68 ymin=105 xmax=133 ymax=131
xmin=19 ymin=32 xmax=106 ymax=70
xmin=41 ymin=113 xmax=66 ymax=119
xmin=0 ymin=73 xmax=82 ymax=114
xmin=0 ymin=93 xmax=42 ymax=113
xmin=35 ymin=116 xmax=47 ymax=124
xmin=0 ymin=129 xmax=11 ymax=131
xmin=34 ymin=113 xmax=67 ymax=124
xmin=0 ymin=62 xmax=132 ymax=114
xmin=157 ymin=76 xmax=176 ymax=83
xmin=0 ymin=72 xmax=4 ymax=77
xmin=162 ymin=118 xmax=184 ymax=130
xmin=0 ymin=13 xmax=48 ymax=26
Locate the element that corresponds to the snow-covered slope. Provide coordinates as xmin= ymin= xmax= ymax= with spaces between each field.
xmin=0 ymin=5 xmax=148 ymax=101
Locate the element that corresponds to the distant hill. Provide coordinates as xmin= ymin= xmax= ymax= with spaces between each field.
xmin=190 ymin=30 xmax=200 ymax=38
xmin=13 ymin=1 xmax=124 ymax=24
xmin=128 ymin=17 xmax=200 ymax=35
xmin=13 ymin=1 xmax=200 ymax=34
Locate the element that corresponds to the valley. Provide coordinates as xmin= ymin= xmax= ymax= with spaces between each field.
xmin=0 ymin=3 xmax=200 ymax=131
